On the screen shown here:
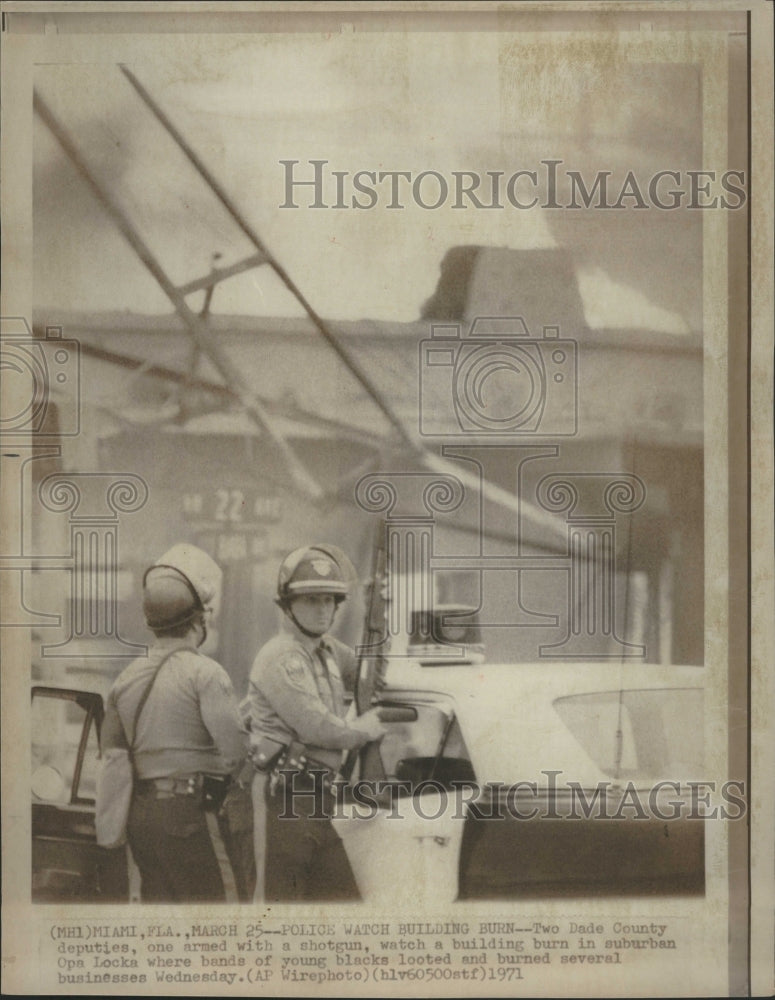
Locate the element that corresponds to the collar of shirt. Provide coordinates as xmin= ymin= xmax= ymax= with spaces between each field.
xmin=150 ymin=635 xmax=199 ymax=657
xmin=280 ymin=613 xmax=330 ymax=656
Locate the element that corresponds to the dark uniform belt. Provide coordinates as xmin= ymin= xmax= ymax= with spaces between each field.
xmin=276 ymin=768 xmax=337 ymax=792
xmin=136 ymin=775 xmax=201 ymax=798
xmin=275 ymin=747 xmax=339 ymax=797
xmin=250 ymin=737 xmax=340 ymax=796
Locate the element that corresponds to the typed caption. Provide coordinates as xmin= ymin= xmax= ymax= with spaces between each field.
xmin=46 ymin=913 xmax=687 ymax=994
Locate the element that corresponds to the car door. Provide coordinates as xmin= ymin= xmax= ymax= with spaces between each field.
xmin=31 ymin=686 xmax=128 ymax=902
xmin=334 ymin=686 xmax=476 ymax=906
xmin=352 ymin=675 xmax=704 ymax=901
xmin=456 ymin=684 xmax=706 ymax=899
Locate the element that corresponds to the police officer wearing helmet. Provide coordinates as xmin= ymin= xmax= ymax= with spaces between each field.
xmin=102 ymin=544 xmax=246 ymax=902
xmin=246 ymin=545 xmax=385 ymax=902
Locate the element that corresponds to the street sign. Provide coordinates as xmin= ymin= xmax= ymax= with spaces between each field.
xmin=181 ymin=488 xmax=282 ymax=526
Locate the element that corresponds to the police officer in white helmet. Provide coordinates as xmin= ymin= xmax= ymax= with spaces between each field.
xmin=101 ymin=544 xmax=246 ymax=902
xmin=245 ymin=544 xmax=384 ymax=902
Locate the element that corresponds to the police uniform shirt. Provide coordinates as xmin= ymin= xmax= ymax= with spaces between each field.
xmin=246 ymin=618 xmax=368 ymax=773
xmin=103 ymin=638 xmax=246 ymax=779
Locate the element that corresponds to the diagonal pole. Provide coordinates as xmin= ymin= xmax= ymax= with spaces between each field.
xmin=34 ymin=89 xmax=323 ymax=500
xmin=117 ymin=65 xmax=568 ymax=548
xmin=120 ymin=63 xmax=410 ymax=451
xmin=177 ymin=251 xmax=267 ymax=297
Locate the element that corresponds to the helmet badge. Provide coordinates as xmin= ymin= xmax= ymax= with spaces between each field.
xmin=311 ymin=559 xmax=333 ymax=577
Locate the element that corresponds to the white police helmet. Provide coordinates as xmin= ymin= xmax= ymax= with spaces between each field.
xmin=143 ymin=543 xmax=222 ymax=631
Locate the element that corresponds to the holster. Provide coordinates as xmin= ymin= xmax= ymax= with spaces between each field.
xmin=200 ymin=772 xmax=231 ymax=813
xmin=249 ymin=735 xmax=288 ymax=773
xmin=280 ymin=739 xmax=309 ymax=773
xmin=273 ymin=740 xmax=336 ymax=795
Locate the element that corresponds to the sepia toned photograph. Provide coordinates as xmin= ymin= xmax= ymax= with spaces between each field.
xmin=1 ymin=2 xmax=772 ymax=997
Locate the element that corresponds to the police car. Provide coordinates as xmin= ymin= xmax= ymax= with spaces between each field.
xmin=31 ymin=686 xmax=128 ymax=902
xmin=332 ymin=604 xmax=706 ymax=904
xmin=30 ymin=606 xmax=706 ymax=904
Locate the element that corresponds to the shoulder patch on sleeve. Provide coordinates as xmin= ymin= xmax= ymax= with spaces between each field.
xmin=277 ymin=650 xmax=310 ymax=684
xmin=197 ymin=655 xmax=235 ymax=696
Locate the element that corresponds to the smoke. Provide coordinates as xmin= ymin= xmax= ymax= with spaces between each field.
xmin=32 ymin=42 xmax=712 ymax=330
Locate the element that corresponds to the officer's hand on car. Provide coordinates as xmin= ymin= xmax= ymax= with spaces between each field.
xmin=352 ymin=708 xmax=387 ymax=742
